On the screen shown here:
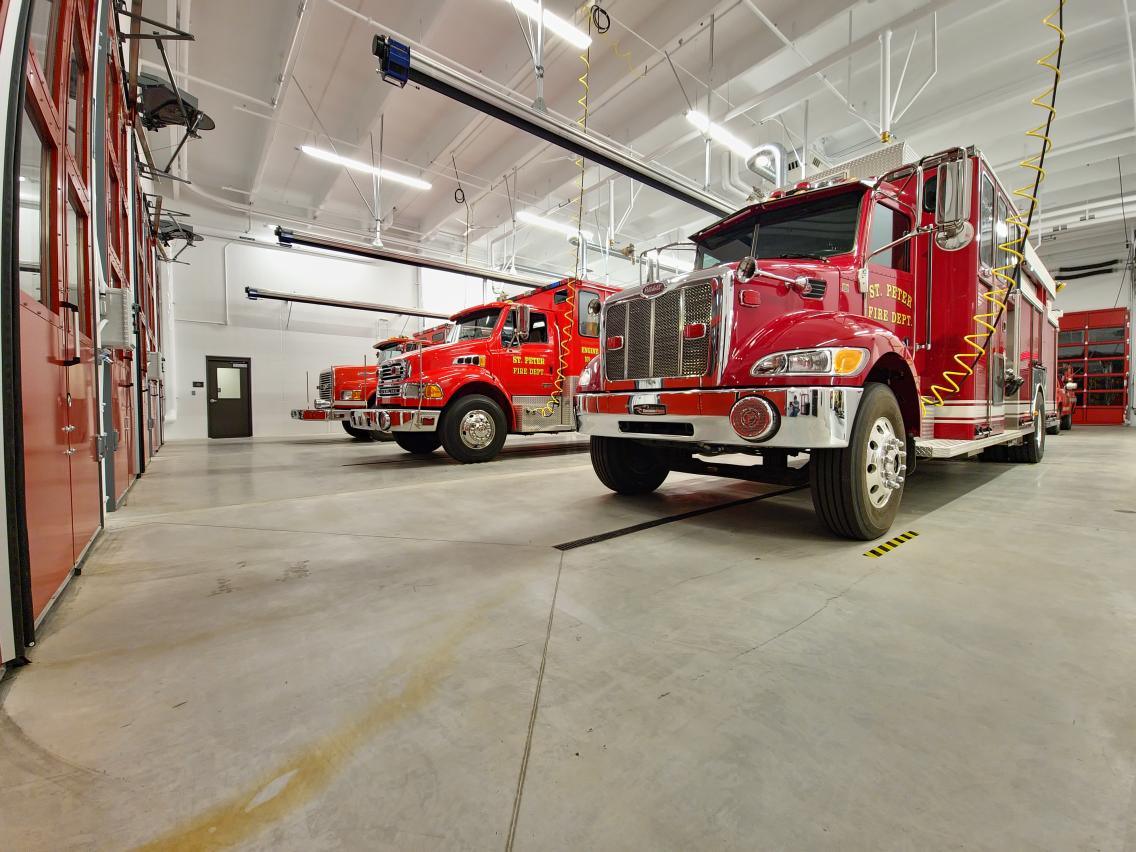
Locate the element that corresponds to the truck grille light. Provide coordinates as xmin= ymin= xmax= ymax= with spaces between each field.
xmin=683 ymin=322 xmax=707 ymax=340
xmin=730 ymin=396 xmax=778 ymax=442
xmin=739 ymin=289 xmax=761 ymax=307
xmin=606 ymin=335 xmax=624 ymax=351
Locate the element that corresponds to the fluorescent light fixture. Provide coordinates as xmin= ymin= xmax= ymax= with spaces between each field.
xmin=300 ymin=145 xmax=432 ymax=191
xmin=517 ymin=209 xmax=594 ymax=242
xmin=685 ymin=110 xmax=754 ymax=159
xmin=508 ymin=0 xmax=592 ymax=50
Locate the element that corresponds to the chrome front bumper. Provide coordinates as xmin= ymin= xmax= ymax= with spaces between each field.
xmin=575 ymin=386 xmax=863 ymax=449
xmin=349 ymin=407 xmax=441 ymax=433
xmin=292 ymin=408 xmax=350 ymax=421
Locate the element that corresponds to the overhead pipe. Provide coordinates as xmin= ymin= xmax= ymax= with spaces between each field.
xmin=245 ymin=287 xmax=451 ymax=320
xmin=275 ymin=227 xmax=548 ymax=290
xmin=372 ymin=36 xmax=734 ymax=218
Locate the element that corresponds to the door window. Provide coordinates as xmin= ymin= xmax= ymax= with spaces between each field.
xmin=65 ymin=196 xmax=89 ymax=335
xmin=868 ymin=203 xmax=911 ymax=271
xmin=66 ymin=20 xmax=87 ymax=167
xmin=18 ymin=107 xmax=52 ymax=306
xmin=578 ymin=291 xmax=600 ymax=337
xmin=216 ymin=367 xmax=242 ymax=399
xmin=28 ymin=0 xmax=58 ymax=86
xmin=501 ymin=310 xmax=549 ymax=345
xmin=979 ymin=176 xmax=995 ymax=269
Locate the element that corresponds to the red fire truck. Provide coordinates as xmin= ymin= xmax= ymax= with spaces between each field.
xmin=1054 ymin=366 xmax=1078 ymax=431
xmin=575 ymin=146 xmax=1063 ymax=539
xmin=350 ymin=279 xmax=618 ymax=461
xmin=292 ymin=324 xmax=450 ymax=440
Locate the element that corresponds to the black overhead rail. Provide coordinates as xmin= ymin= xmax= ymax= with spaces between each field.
xmin=245 ymin=287 xmax=451 ymax=320
xmin=372 ymin=35 xmax=734 ymax=219
xmin=275 ymin=228 xmax=547 ymax=290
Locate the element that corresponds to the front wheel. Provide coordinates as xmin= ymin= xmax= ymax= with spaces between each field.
xmin=590 ymin=436 xmax=670 ymax=495
xmin=342 ymin=420 xmax=378 ymax=441
xmin=440 ymin=394 xmax=508 ymax=463
xmin=1060 ymin=413 xmax=1072 ymax=431
xmin=810 ymin=383 xmax=907 ymax=540
xmin=393 ymin=432 xmax=442 ymax=454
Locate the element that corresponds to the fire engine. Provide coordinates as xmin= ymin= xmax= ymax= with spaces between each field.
xmin=1054 ymin=365 xmax=1078 ymax=431
xmin=291 ymin=324 xmax=450 ymax=440
xmin=575 ymin=146 xmax=1063 ymax=540
xmin=350 ymin=279 xmax=618 ymax=462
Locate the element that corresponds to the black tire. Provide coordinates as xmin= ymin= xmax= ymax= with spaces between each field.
xmin=1009 ymin=391 xmax=1045 ymax=463
xmin=590 ymin=436 xmax=670 ymax=495
xmin=1060 ymin=413 xmax=1072 ymax=431
xmin=439 ymin=394 xmax=507 ymax=463
xmin=393 ymin=432 xmax=442 ymax=454
xmin=342 ymin=420 xmax=378 ymax=441
xmin=810 ymin=383 xmax=906 ymax=540
xmin=980 ymin=444 xmax=1009 ymax=463
xmin=1046 ymin=421 xmax=1060 ymax=436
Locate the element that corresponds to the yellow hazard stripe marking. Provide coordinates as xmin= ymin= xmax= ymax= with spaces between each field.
xmin=865 ymin=531 xmax=919 ymax=558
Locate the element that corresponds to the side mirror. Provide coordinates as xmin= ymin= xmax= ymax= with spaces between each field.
xmin=514 ymin=305 xmax=532 ymax=342
xmin=1065 ymin=381 xmax=1077 ymax=390
xmin=934 ymin=156 xmax=975 ymax=251
xmin=736 ymin=256 xmax=757 ymax=283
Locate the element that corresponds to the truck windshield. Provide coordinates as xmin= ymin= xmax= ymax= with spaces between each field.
xmin=448 ymin=308 xmax=502 ymax=343
xmin=695 ymin=190 xmax=864 ymax=269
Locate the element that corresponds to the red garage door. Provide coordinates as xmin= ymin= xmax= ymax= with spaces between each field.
xmin=1058 ymin=308 xmax=1130 ymax=426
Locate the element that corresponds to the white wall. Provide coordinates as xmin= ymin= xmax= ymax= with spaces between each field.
xmin=168 ymin=231 xmax=425 ymax=439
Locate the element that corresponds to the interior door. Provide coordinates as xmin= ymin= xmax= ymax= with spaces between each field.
xmin=206 ymin=356 xmax=253 ymax=438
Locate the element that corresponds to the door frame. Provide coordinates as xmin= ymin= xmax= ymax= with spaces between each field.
xmin=205 ymin=355 xmax=253 ymax=439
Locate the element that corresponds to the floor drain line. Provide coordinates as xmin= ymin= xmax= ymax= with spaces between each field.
xmin=552 ymin=486 xmax=805 ymax=551
xmin=864 ymin=530 xmax=919 ymax=558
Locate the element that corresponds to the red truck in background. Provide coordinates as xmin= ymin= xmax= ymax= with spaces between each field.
xmin=350 ymin=279 xmax=618 ymax=461
xmin=1054 ymin=365 xmax=1078 ymax=431
xmin=292 ymin=324 xmax=450 ymax=440
xmin=575 ymin=145 xmax=1064 ymax=540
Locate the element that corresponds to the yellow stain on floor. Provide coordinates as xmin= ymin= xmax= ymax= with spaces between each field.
xmin=133 ymin=591 xmax=513 ymax=851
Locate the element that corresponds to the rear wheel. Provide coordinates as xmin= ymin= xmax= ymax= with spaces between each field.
xmin=393 ymin=432 xmax=442 ymax=454
xmin=440 ymin=394 xmax=507 ymax=463
xmin=590 ymin=436 xmax=669 ymax=495
xmin=1008 ymin=391 xmax=1045 ymax=463
xmin=1060 ymin=413 xmax=1072 ymax=431
xmin=810 ymin=383 xmax=906 ymax=540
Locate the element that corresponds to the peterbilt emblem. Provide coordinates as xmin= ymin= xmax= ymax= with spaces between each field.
xmin=641 ymin=282 xmax=666 ymax=297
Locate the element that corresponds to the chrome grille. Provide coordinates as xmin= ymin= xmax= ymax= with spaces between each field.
xmin=317 ymin=369 xmax=333 ymax=402
xmin=603 ymin=281 xmax=714 ymax=381
xmin=378 ymin=384 xmax=401 ymax=398
xmin=380 ymin=360 xmax=409 ymax=382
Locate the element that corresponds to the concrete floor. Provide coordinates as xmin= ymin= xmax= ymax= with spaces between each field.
xmin=1 ymin=427 xmax=1135 ymax=851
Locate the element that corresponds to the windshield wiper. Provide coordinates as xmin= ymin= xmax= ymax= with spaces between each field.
xmin=763 ymin=252 xmax=829 ymax=261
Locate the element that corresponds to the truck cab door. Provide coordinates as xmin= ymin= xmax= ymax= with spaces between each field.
xmin=492 ymin=309 xmax=557 ymax=401
xmin=864 ymin=199 xmax=917 ymax=348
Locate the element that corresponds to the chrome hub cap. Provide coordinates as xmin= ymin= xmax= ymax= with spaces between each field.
xmin=865 ymin=416 xmax=906 ymax=509
xmin=459 ymin=409 xmax=495 ymax=450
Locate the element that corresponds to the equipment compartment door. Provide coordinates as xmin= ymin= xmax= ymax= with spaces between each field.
xmin=206 ymin=357 xmax=253 ymax=438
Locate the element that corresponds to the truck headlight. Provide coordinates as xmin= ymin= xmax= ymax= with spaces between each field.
xmin=578 ymin=355 xmax=601 ymax=392
xmin=340 ymin=389 xmax=364 ymax=400
xmin=751 ymin=347 xmax=868 ymax=377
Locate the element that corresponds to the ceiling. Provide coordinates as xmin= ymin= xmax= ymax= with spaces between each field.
xmin=134 ymin=0 xmax=1136 ymax=286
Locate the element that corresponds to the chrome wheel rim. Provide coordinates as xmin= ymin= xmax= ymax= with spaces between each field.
xmin=1034 ymin=401 xmax=1043 ymax=448
xmin=865 ymin=416 xmax=906 ymax=509
xmin=459 ymin=409 xmax=495 ymax=450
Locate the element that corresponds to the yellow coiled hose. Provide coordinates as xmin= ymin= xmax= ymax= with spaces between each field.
xmin=919 ymin=2 xmax=1065 ymax=414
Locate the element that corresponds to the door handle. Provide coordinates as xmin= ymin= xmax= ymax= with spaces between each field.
xmin=64 ymin=448 xmax=76 ymax=456
xmin=60 ymin=301 xmax=80 ymax=366
xmin=209 ymin=398 xmax=217 ymax=403
xmin=62 ymin=425 xmax=76 ymax=432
